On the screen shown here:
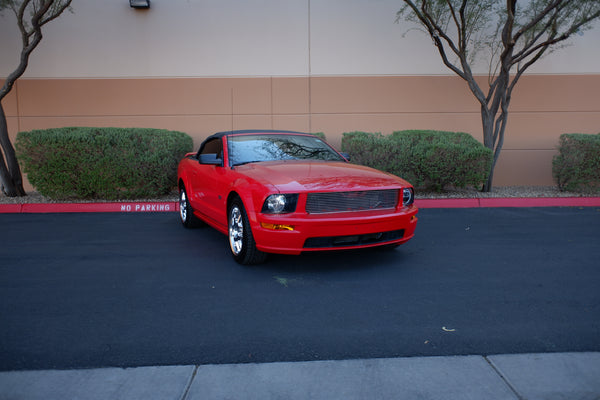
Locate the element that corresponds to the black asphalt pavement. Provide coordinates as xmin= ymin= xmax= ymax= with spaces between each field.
xmin=1 ymin=207 xmax=599 ymax=371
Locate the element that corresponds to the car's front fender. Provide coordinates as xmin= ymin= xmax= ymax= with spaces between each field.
xmin=227 ymin=176 xmax=276 ymax=229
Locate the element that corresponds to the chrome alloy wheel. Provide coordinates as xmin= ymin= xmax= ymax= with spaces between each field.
xmin=229 ymin=204 xmax=244 ymax=256
xmin=179 ymin=189 xmax=188 ymax=223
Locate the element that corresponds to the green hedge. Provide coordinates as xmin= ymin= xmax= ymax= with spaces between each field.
xmin=342 ymin=130 xmax=492 ymax=191
xmin=16 ymin=127 xmax=193 ymax=200
xmin=552 ymin=133 xmax=600 ymax=193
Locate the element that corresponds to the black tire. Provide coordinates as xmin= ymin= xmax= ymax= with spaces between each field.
xmin=179 ymin=186 xmax=203 ymax=228
xmin=228 ymin=197 xmax=267 ymax=265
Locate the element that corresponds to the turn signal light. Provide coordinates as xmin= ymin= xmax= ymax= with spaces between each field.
xmin=261 ymin=222 xmax=295 ymax=231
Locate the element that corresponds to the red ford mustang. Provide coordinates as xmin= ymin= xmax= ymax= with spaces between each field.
xmin=177 ymin=130 xmax=418 ymax=264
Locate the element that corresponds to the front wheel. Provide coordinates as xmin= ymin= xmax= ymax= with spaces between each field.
xmin=179 ymin=186 xmax=203 ymax=228
xmin=228 ymin=198 xmax=267 ymax=265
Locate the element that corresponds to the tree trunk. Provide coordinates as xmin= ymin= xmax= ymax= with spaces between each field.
xmin=480 ymin=107 xmax=496 ymax=192
xmin=0 ymin=102 xmax=26 ymax=197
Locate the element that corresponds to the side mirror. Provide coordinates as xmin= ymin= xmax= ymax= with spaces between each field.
xmin=340 ymin=152 xmax=351 ymax=162
xmin=199 ymin=153 xmax=223 ymax=166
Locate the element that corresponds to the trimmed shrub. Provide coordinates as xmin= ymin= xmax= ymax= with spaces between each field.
xmin=16 ymin=127 xmax=193 ymax=200
xmin=342 ymin=130 xmax=492 ymax=191
xmin=341 ymin=131 xmax=399 ymax=173
xmin=552 ymin=133 xmax=600 ymax=193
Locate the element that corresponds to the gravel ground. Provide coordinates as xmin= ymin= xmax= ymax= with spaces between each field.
xmin=0 ymin=186 xmax=596 ymax=204
xmin=415 ymin=185 xmax=596 ymax=199
xmin=0 ymin=191 xmax=179 ymax=204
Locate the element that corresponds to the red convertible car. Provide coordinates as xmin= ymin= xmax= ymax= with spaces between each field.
xmin=177 ymin=130 xmax=418 ymax=264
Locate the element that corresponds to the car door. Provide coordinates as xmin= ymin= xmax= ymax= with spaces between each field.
xmin=189 ymin=137 xmax=227 ymax=227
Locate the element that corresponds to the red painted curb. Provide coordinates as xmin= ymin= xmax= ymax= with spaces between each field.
xmin=1 ymin=198 xmax=599 ymax=214
xmin=414 ymin=198 xmax=480 ymax=208
xmin=0 ymin=204 xmax=22 ymax=213
xmin=0 ymin=202 xmax=178 ymax=214
xmin=414 ymin=197 xmax=600 ymax=209
xmin=477 ymin=197 xmax=600 ymax=208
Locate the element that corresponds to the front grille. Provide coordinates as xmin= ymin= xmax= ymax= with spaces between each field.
xmin=304 ymin=229 xmax=404 ymax=249
xmin=305 ymin=190 xmax=399 ymax=214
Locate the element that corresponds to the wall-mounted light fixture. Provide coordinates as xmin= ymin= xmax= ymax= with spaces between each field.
xmin=130 ymin=0 xmax=150 ymax=9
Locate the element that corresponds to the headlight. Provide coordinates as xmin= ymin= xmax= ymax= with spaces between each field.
xmin=402 ymin=188 xmax=414 ymax=206
xmin=262 ymin=194 xmax=298 ymax=214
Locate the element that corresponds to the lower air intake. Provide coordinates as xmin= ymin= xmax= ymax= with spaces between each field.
xmin=303 ymin=229 xmax=404 ymax=249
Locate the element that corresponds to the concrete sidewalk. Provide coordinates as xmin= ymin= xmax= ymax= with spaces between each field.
xmin=1 ymin=352 xmax=599 ymax=400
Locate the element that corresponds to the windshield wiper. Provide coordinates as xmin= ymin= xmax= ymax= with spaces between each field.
xmin=233 ymin=160 xmax=264 ymax=167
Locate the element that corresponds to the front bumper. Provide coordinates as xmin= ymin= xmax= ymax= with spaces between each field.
xmin=251 ymin=206 xmax=418 ymax=255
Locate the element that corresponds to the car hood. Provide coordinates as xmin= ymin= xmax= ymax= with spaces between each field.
xmin=235 ymin=161 xmax=411 ymax=192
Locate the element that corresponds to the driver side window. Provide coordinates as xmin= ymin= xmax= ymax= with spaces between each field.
xmin=198 ymin=138 xmax=223 ymax=164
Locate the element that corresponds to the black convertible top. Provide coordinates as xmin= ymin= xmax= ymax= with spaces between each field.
xmin=206 ymin=129 xmax=311 ymax=141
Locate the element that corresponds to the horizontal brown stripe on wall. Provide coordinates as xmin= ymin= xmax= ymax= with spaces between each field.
xmin=3 ymin=74 xmax=599 ymax=188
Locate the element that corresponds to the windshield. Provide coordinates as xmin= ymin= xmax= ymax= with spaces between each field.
xmin=228 ymin=134 xmax=345 ymax=166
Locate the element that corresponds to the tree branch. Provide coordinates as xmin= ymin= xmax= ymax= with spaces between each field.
xmin=512 ymin=8 xmax=600 ymax=66
xmin=399 ymin=0 xmax=600 ymax=191
xmin=0 ymin=0 xmax=73 ymax=101
xmin=512 ymin=0 xmax=564 ymax=43
xmin=402 ymin=0 xmax=489 ymax=104
xmin=0 ymin=0 xmax=73 ymax=196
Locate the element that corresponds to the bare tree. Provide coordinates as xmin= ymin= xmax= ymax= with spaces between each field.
xmin=0 ymin=0 xmax=72 ymax=197
xmin=397 ymin=0 xmax=600 ymax=191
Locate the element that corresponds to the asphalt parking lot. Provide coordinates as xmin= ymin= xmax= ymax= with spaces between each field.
xmin=1 ymin=207 xmax=599 ymax=372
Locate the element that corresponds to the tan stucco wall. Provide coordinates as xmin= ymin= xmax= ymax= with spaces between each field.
xmin=4 ymin=74 xmax=599 ymax=189
xmin=2 ymin=0 xmax=600 ymax=190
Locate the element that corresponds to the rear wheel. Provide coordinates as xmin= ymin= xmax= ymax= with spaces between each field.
xmin=228 ymin=197 xmax=267 ymax=265
xmin=179 ymin=186 xmax=203 ymax=228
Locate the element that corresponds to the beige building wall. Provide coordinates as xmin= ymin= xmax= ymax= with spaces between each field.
xmin=5 ymin=74 xmax=599 ymax=188
xmin=2 ymin=0 xmax=600 ymax=189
